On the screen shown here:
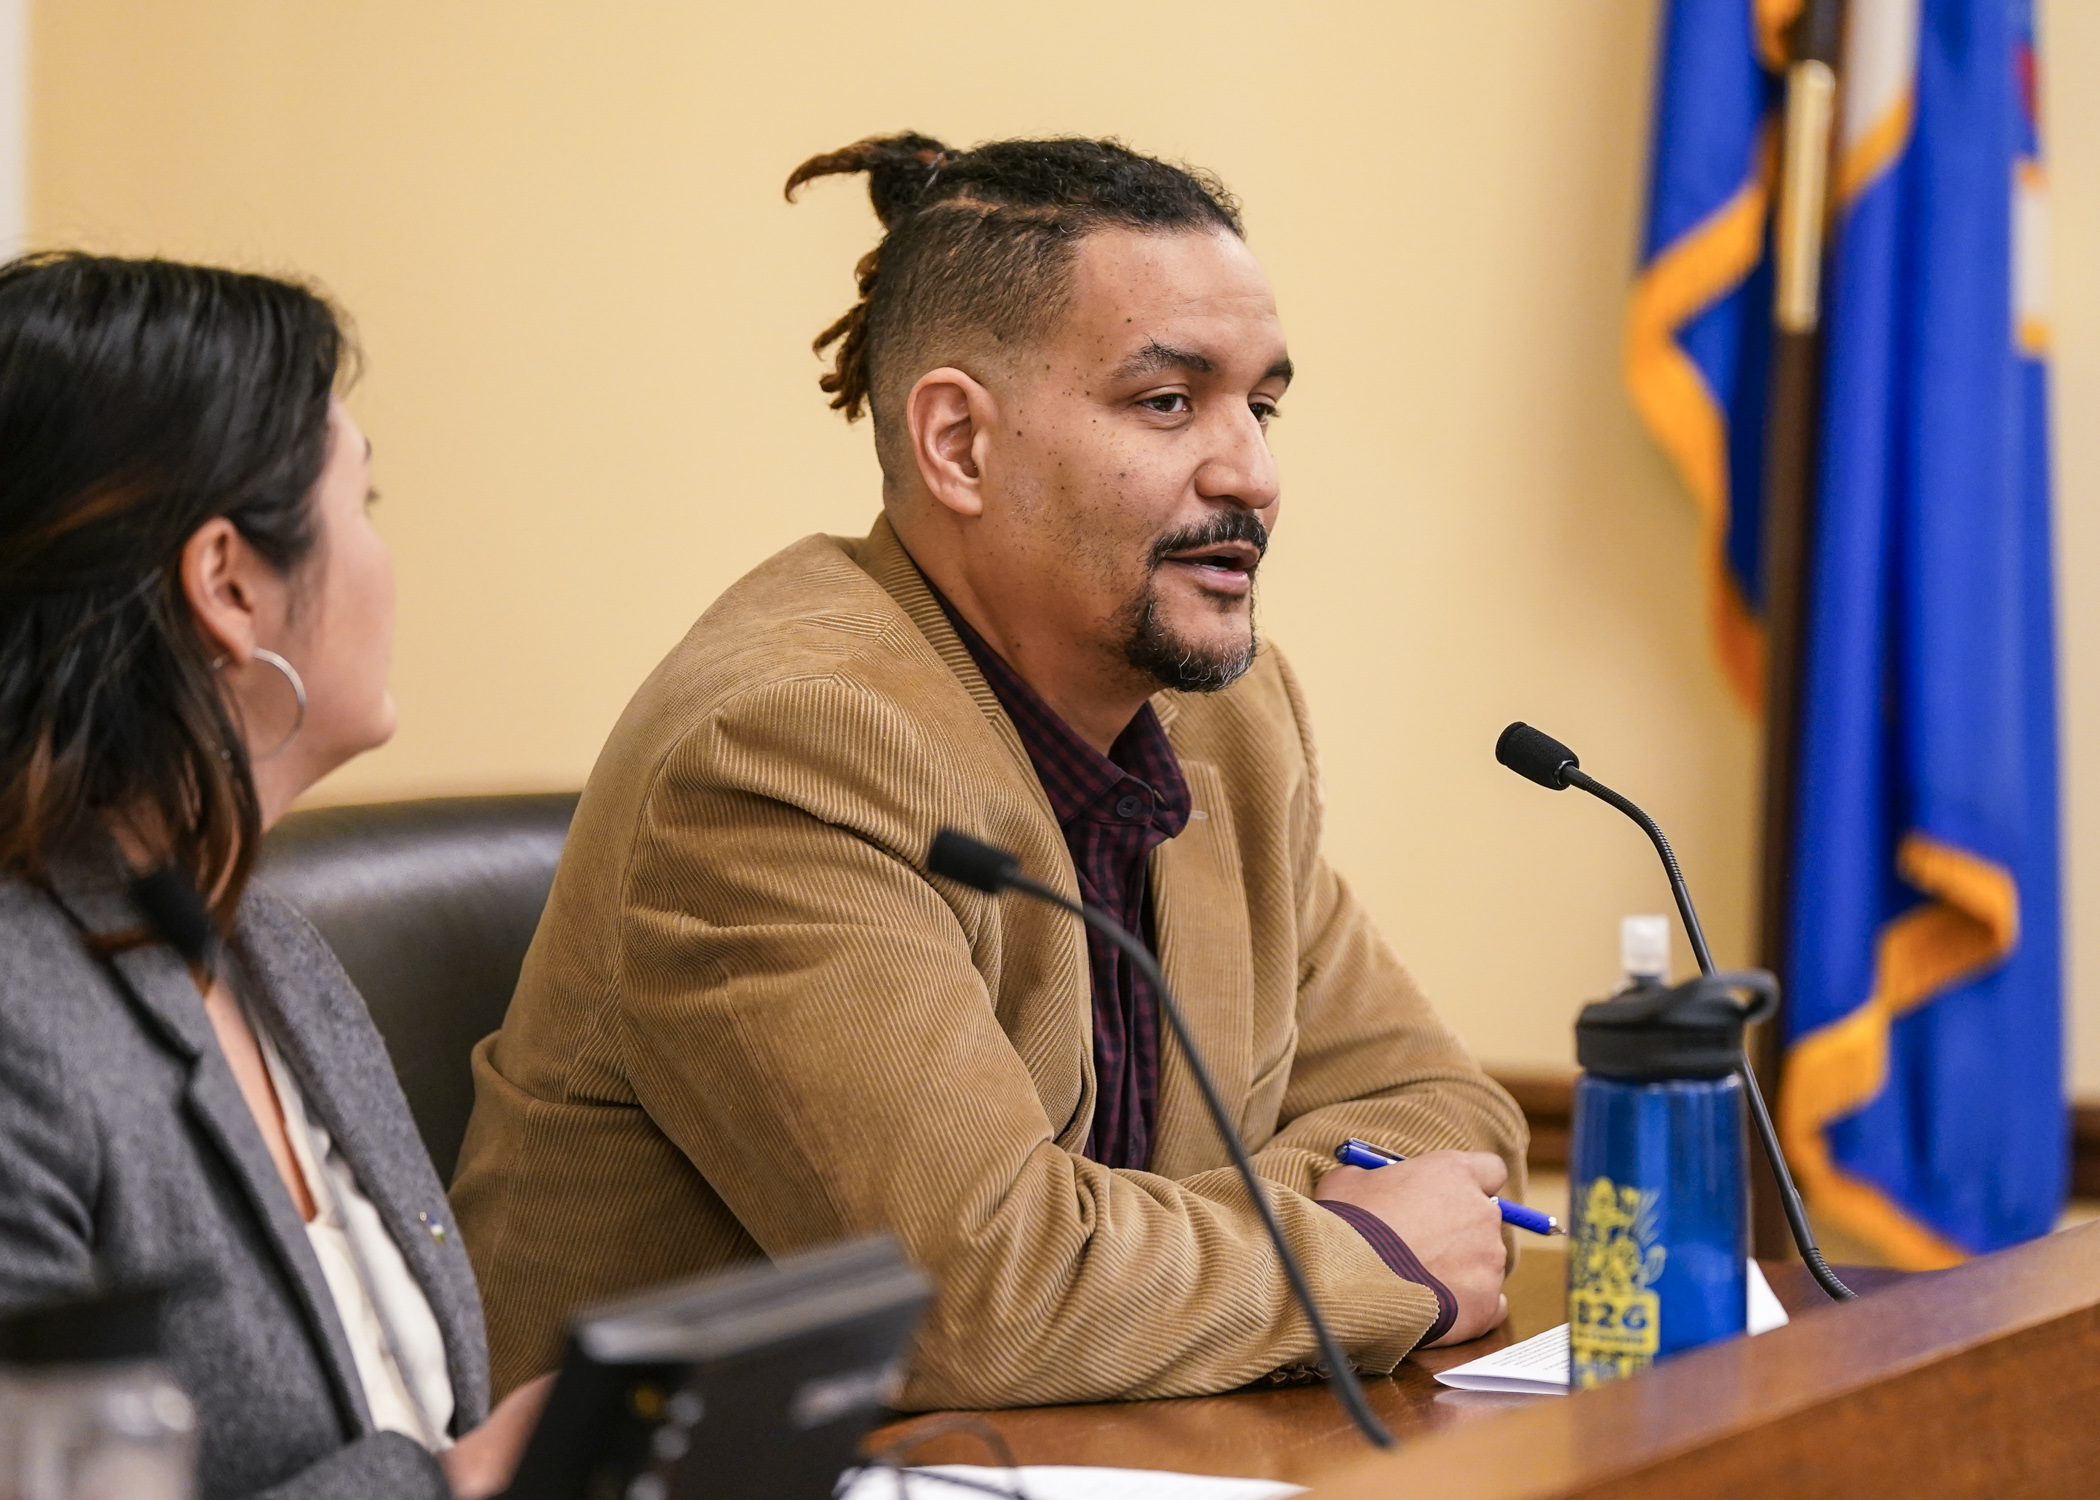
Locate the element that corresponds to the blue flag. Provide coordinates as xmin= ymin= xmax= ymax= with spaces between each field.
xmin=1625 ymin=0 xmax=1783 ymax=714
xmin=1631 ymin=0 xmax=2062 ymax=1267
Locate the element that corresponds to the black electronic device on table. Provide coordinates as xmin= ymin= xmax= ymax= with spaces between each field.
xmin=502 ymin=1235 xmax=931 ymax=1500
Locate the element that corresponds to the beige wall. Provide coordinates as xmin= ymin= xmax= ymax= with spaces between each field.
xmin=2043 ymin=0 xmax=2100 ymax=1098
xmin=0 ymin=0 xmax=18 ymax=256
xmin=25 ymin=2 xmax=2097 ymax=1085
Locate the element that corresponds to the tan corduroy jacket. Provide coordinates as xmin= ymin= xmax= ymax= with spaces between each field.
xmin=451 ymin=515 xmax=1527 ymax=1408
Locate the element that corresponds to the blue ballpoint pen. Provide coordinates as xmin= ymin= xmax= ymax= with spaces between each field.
xmin=1334 ymin=1138 xmax=1564 ymax=1236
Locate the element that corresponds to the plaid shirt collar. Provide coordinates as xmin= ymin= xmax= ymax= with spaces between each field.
xmin=931 ymin=590 xmax=1191 ymax=840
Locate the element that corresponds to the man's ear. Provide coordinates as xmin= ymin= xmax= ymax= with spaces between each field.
xmin=178 ymin=517 xmax=264 ymax=664
xmin=906 ymin=367 xmax=999 ymax=519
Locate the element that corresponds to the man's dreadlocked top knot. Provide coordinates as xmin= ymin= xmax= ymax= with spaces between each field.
xmin=784 ymin=132 xmax=1243 ymax=434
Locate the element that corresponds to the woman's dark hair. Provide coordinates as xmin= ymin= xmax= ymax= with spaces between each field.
xmin=786 ymin=133 xmax=1242 ymax=470
xmin=0 ymin=252 xmax=352 ymax=927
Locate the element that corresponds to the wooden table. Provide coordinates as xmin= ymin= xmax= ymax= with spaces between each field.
xmin=868 ymin=1219 xmax=2100 ymax=1497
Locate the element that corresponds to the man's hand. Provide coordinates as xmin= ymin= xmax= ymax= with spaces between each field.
xmin=1312 ymin=1150 xmax=1510 ymax=1346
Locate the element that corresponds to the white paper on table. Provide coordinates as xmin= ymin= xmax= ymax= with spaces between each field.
xmin=835 ymin=1466 xmax=1306 ymax=1499
xmin=1746 ymin=1258 xmax=1789 ymax=1334
xmin=1433 ymin=1321 xmax=1575 ymax=1396
xmin=1434 ymin=1260 xmax=1792 ymax=1396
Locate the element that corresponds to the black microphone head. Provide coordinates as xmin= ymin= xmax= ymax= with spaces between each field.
xmin=1496 ymin=721 xmax=1581 ymax=791
xmin=926 ymin=829 xmax=1020 ymax=894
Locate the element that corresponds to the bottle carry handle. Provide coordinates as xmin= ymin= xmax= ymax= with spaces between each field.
xmin=1696 ymin=969 xmax=1780 ymax=1028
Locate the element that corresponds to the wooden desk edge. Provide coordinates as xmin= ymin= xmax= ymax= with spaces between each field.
xmin=1311 ymin=1219 xmax=2100 ymax=1500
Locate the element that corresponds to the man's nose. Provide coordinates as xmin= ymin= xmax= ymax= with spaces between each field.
xmin=1194 ymin=405 xmax=1281 ymax=510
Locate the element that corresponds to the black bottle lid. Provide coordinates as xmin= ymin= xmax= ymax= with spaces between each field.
xmin=1575 ymin=970 xmax=1778 ymax=1082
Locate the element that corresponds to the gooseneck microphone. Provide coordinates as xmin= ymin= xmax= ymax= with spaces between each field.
xmin=1496 ymin=724 xmax=1718 ymax=975
xmin=1494 ymin=723 xmax=1856 ymax=1304
xmin=926 ymin=830 xmax=1397 ymax=1449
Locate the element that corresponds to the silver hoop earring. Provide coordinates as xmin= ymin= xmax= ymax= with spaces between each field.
xmin=250 ymin=648 xmax=307 ymax=761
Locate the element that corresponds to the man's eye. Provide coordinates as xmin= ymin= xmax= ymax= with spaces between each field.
xmin=1251 ymin=401 xmax=1280 ymax=425
xmin=1139 ymin=393 xmax=1191 ymax=415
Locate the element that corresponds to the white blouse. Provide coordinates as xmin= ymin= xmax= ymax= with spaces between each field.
xmin=255 ymin=1027 xmax=456 ymax=1452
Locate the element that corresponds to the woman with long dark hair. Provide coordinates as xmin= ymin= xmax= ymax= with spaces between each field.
xmin=0 ymin=253 xmax=545 ymax=1499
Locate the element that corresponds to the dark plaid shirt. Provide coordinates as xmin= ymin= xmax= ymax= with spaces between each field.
xmin=938 ymin=598 xmax=1189 ymax=1170
xmin=935 ymin=593 xmax=1458 ymax=1341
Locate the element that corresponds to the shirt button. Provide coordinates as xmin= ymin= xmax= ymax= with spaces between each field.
xmin=1116 ymin=794 xmax=1145 ymax=819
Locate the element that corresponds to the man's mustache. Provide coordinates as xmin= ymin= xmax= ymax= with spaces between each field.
xmin=1147 ymin=512 xmax=1271 ymax=570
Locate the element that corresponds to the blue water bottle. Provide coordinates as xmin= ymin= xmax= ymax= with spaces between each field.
xmin=1566 ymin=927 xmax=1777 ymax=1389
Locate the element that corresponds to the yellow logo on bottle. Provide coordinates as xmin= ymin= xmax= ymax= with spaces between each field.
xmin=1569 ymin=1176 xmax=1667 ymax=1389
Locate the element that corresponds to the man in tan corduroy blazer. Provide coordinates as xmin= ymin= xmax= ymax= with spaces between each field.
xmin=452 ymin=133 xmax=1528 ymax=1409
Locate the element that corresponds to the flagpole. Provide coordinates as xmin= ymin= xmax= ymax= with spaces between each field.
xmin=1751 ymin=0 xmax=1846 ymax=1261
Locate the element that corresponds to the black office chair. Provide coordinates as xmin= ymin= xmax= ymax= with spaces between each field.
xmin=257 ymin=792 xmax=579 ymax=1182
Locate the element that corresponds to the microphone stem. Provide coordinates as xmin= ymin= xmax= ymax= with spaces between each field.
xmin=1566 ymin=769 xmax=1717 ymax=976
xmin=1008 ymin=873 xmax=1397 ymax=1449
xmin=1736 ymin=1046 xmax=1857 ymax=1301
xmin=1562 ymin=770 xmax=1856 ymax=1302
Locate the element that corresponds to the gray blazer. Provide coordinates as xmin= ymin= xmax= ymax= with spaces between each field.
xmin=0 ymin=857 xmax=490 ymax=1500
